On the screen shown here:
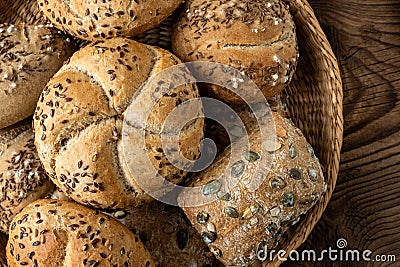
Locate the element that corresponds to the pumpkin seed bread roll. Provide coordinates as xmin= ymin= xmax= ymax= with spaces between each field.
xmin=205 ymin=97 xmax=290 ymax=155
xmin=34 ymin=38 xmax=204 ymax=210
xmin=37 ymin=0 xmax=182 ymax=41
xmin=6 ymin=199 xmax=155 ymax=267
xmin=178 ymin=112 xmax=325 ymax=266
xmin=0 ymin=118 xmax=54 ymax=233
xmin=108 ymin=201 xmax=217 ymax=267
xmin=0 ymin=23 xmax=74 ymax=129
xmin=172 ymin=0 xmax=298 ymax=104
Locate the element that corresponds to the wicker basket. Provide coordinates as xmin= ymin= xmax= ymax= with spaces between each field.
xmin=265 ymin=0 xmax=343 ymax=265
xmin=0 ymin=0 xmax=343 ymax=266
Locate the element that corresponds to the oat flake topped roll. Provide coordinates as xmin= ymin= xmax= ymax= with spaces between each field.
xmin=0 ymin=118 xmax=54 ymax=233
xmin=0 ymin=23 xmax=74 ymax=129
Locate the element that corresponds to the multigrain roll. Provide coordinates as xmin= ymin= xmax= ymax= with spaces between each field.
xmin=205 ymin=97 xmax=290 ymax=155
xmin=107 ymin=201 xmax=217 ymax=267
xmin=45 ymin=187 xmax=70 ymax=201
xmin=0 ymin=118 xmax=54 ymax=233
xmin=34 ymin=38 xmax=204 ymax=210
xmin=6 ymin=199 xmax=155 ymax=267
xmin=0 ymin=23 xmax=74 ymax=129
xmin=178 ymin=112 xmax=325 ymax=266
xmin=37 ymin=0 xmax=183 ymax=41
xmin=172 ymin=0 xmax=298 ymax=103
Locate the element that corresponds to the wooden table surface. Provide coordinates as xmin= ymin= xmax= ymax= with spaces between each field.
xmin=284 ymin=0 xmax=400 ymax=266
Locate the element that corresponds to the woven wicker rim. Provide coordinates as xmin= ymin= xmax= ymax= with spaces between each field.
xmin=263 ymin=0 xmax=343 ymax=266
xmin=0 ymin=0 xmax=343 ymax=266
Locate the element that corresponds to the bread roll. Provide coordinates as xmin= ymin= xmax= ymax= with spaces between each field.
xmin=45 ymin=187 xmax=70 ymax=201
xmin=172 ymin=0 xmax=298 ymax=104
xmin=34 ymin=38 xmax=204 ymax=210
xmin=0 ymin=118 xmax=54 ymax=233
xmin=107 ymin=201 xmax=217 ymax=267
xmin=205 ymin=97 xmax=290 ymax=155
xmin=6 ymin=199 xmax=155 ymax=267
xmin=178 ymin=112 xmax=325 ymax=266
xmin=0 ymin=23 xmax=74 ymax=129
xmin=37 ymin=0 xmax=182 ymax=41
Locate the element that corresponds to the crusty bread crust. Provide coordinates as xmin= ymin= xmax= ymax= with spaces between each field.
xmin=107 ymin=201 xmax=218 ymax=266
xmin=6 ymin=199 xmax=155 ymax=267
xmin=0 ymin=23 xmax=74 ymax=129
xmin=34 ymin=38 xmax=204 ymax=210
xmin=172 ymin=0 xmax=298 ymax=103
xmin=37 ymin=0 xmax=182 ymax=41
xmin=0 ymin=118 xmax=54 ymax=233
xmin=179 ymin=112 xmax=325 ymax=266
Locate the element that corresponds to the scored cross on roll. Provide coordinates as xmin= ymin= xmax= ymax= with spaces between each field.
xmin=33 ymin=38 xmax=204 ymax=210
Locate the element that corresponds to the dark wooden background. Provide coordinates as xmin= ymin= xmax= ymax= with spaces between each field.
xmin=284 ymin=0 xmax=400 ymax=266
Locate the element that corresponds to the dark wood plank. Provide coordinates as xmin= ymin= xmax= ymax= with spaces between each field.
xmin=0 ymin=233 xmax=6 ymax=267
xmin=283 ymin=0 xmax=400 ymax=266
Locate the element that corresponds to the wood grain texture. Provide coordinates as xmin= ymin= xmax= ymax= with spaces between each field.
xmin=283 ymin=0 xmax=400 ymax=266
xmin=0 ymin=233 xmax=6 ymax=267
